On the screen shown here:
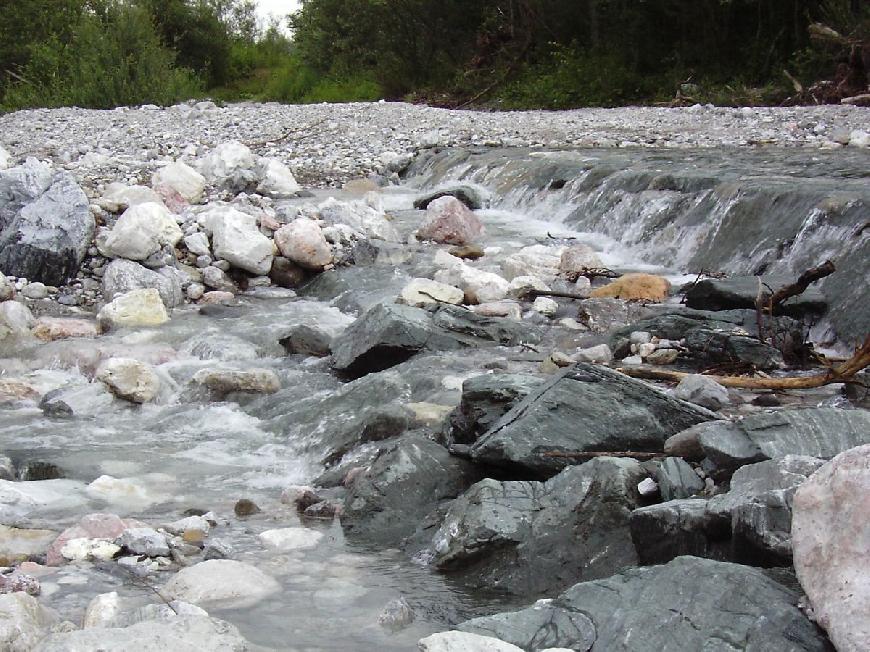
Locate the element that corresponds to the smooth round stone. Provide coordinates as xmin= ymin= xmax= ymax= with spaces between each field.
xmin=259 ymin=528 xmax=324 ymax=551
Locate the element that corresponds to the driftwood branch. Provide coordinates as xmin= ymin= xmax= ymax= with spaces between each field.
xmin=541 ymin=450 xmax=665 ymax=461
xmin=617 ymin=334 xmax=870 ymax=390
xmin=520 ymin=289 xmax=591 ymax=301
xmin=767 ymin=259 xmax=835 ymax=313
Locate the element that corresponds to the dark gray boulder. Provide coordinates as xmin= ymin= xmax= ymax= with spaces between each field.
xmin=468 ymin=364 xmax=714 ymax=476
xmin=458 ymin=556 xmax=832 ymax=651
xmin=632 ymin=455 xmax=826 ymax=567
xmin=341 ymin=434 xmax=480 ymax=546
xmin=698 ymin=408 xmax=870 ymax=478
xmin=331 ymin=303 xmax=539 ymax=378
xmin=707 ymin=455 xmax=825 ymax=565
xmin=610 ymin=308 xmax=789 ymax=370
xmin=413 ymin=185 xmax=490 ymax=210
xmin=0 ymin=159 xmax=94 ymax=286
xmin=102 ymin=259 xmax=184 ymax=308
xmin=444 ymin=374 xmax=540 ymax=447
xmin=430 ymin=457 xmax=645 ymax=597
xmin=331 ymin=303 xmax=467 ymax=377
xmin=279 ymin=324 xmax=333 ymax=356
xmin=630 ymin=499 xmax=731 ymax=565
xmin=657 ymin=456 xmax=704 ymax=500
xmin=684 ymin=275 xmax=827 ymax=318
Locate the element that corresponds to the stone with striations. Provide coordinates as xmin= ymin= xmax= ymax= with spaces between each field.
xmin=400 ymin=278 xmax=464 ymax=307
xmin=192 ymin=368 xmax=280 ymax=396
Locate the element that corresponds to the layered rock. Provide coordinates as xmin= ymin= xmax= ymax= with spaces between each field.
xmin=458 ymin=556 xmax=830 ymax=651
xmin=430 ymin=458 xmax=645 ymax=596
xmin=468 ymin=364 xmax=713 ymax=476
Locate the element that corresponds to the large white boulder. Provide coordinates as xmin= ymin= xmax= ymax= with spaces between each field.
xmin=98 ymin=202 xmax=183 ymax=261
xmin=501 ymin=244 xmax=564 ymax=281
xmin=99 ymin=183 xmax=164 ymax=212
xmin=416 ymin=196 xmax=484 ymax=245
xmin=259 ymin=528 xmax=324 ymax=551
xmin=198 ymin=141 xmax=257 ymax=192
xmin=96 ymin=358 xmax=160 ymax=403
xmin=400 ymin=278 xmax=464 ymax=307
xmin=256 ymin=157 xmax=301 ymax=197
xmin=163 ymin=559 xmax=281 ymax=608
xmin=559 ymin=244 xmax=603 ymax=277
xmin=97 ymin=289 xmax=169 ymax=329
xmin=0 ymin=592 xmax=57 ymax=651
xmin=202 ymin=206 xmax=273 ymax=275
xmin=318 ymin=197 xmax=402 ymax=242
xmin=0 ymin=273 xmax=13 ymax=301
xmin=0 ymin=146 xmax=11 ymax=170
xmin=38 ymin=615 xmax=254 ymax=652
xmin=418 ymin=631 xmax=523 ymax=652
xmin=274 ymin=218 xmax=333 ymax=270
xmin=433 ymin=257 xmax=509 ymax=304
xmin=151 ymin=161 xmax=206 ymax=204
xmin=0 ymin=301 xmax=35 ymax=336
xmin=793 ymin=445 xmax=870 ymax=652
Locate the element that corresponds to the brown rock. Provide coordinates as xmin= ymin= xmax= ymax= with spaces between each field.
xmin=448 ymin=244 xmax=485 ymax=260
xmin=32 ymin=318 xmax=101 ymax=342
xmin=590 ymin=273 xmax=671 ymax=302
xmin=234 ymin=498 xmax=260 ymax=517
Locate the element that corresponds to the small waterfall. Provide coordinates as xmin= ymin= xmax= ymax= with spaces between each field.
xmin=405 ymin=147 xmax=870 ymax=347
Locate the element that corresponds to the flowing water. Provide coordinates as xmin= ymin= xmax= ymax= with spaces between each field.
xmin=1 ymin=146 xmax=868 ymax=649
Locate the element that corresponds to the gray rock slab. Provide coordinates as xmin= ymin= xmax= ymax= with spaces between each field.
xmin=430 ymin=457 xmax=645 ymax=597
xmin=459 ymin=556 xmax=831 ymax=652
xmin=469 ymin=364 xmax=714 ymax=476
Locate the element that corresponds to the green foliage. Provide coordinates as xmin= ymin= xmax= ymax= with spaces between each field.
xmin=3 ymin=3 xmax=201 ymax=110
xmin=499 ymin=45 xmax=651 ymax=109
xmin=261 ymin=56 xmax=382 ymax=104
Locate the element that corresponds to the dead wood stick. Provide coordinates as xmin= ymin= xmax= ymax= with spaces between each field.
xmin=542 ymin=450 xmax=665 ymax=460
xmin=617 ymin=334 xmax=870 ymax=390
xmin=520 ymin=289 xmax=591 ymax=301
xmin=767 ymin=260 xmax=835 ymax=313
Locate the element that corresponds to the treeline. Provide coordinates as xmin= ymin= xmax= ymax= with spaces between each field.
xmin=2 ymin=0 xmax=867 ymax=110
xmin=0 ymin=0 xmax=301 ymax=109
xmin=290 ymin=0 xmax=869 ymax=107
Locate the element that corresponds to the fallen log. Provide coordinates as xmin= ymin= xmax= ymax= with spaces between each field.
xmin=617 ymin=334 xmax=870 ymax=391
xmin=541 ymin=450 xmax=665 ymax=461
xmin=767 ymin=260 xmax=835 ymax=313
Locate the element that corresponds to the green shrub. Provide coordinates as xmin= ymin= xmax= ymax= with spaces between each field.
xmin=498 ymin=45 xmax=651 ymax=109
xmin=3 ymin=3 xmax=201 ymax=110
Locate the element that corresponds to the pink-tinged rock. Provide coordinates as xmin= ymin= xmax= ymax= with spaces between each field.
xmin=792 ymin=445 xmax=870 ymax=652
xmin=200 ymin=291 xmax=235 ymax=305
xmin=32 ymin=318 xmax=101 ymax=342
xmin=274 ymin=218 xmax=333 ymax=270
xmin=46 ymin=513 xmax=145 ymax=566
xmin=416 ymin=196 xmax=484 ymax=245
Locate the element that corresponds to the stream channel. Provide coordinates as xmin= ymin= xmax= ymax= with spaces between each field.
xmin=1 ymin=144 xmax=868 ymax=650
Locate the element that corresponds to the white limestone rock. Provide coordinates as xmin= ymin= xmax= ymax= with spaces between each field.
xmin=98 ymin=202 xmax=183 ymax=261
xmin=793 ymin=445 xmax=870 ymax=652
xmin=151 ymin=161 xmax=206 ymax=204
xmin=97 ymin=289 xmax=169 ymax=329
xmin=400 ymin=278 xmax=464 ymax=307
xmin=163 ymin=560 xmax=281 ymax=608
xmin=96 ymin=358 xmax=160 ymax=403
xmin=204 ymin=206 xmax=273 ymax=275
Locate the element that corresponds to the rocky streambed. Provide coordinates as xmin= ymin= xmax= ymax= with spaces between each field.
xmin=0 ymin=101 xmax=868 ymax=651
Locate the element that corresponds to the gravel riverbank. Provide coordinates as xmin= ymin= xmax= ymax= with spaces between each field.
xmin=1 ymin=101 xmax=867 ymax=187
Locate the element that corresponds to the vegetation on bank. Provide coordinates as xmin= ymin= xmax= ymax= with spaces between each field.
xmin=1 ymin=0 xmax=867 ymax=112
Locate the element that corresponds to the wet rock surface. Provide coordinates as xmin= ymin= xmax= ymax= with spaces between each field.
xmin=468 ymin=364 xmax=713 ymax=476
xmin=458 ymin=556 xmax=832 ymax=651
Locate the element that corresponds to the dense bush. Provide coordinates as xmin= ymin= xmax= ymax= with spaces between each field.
xmin=3 ymin=3 xmax=202 ymax=109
